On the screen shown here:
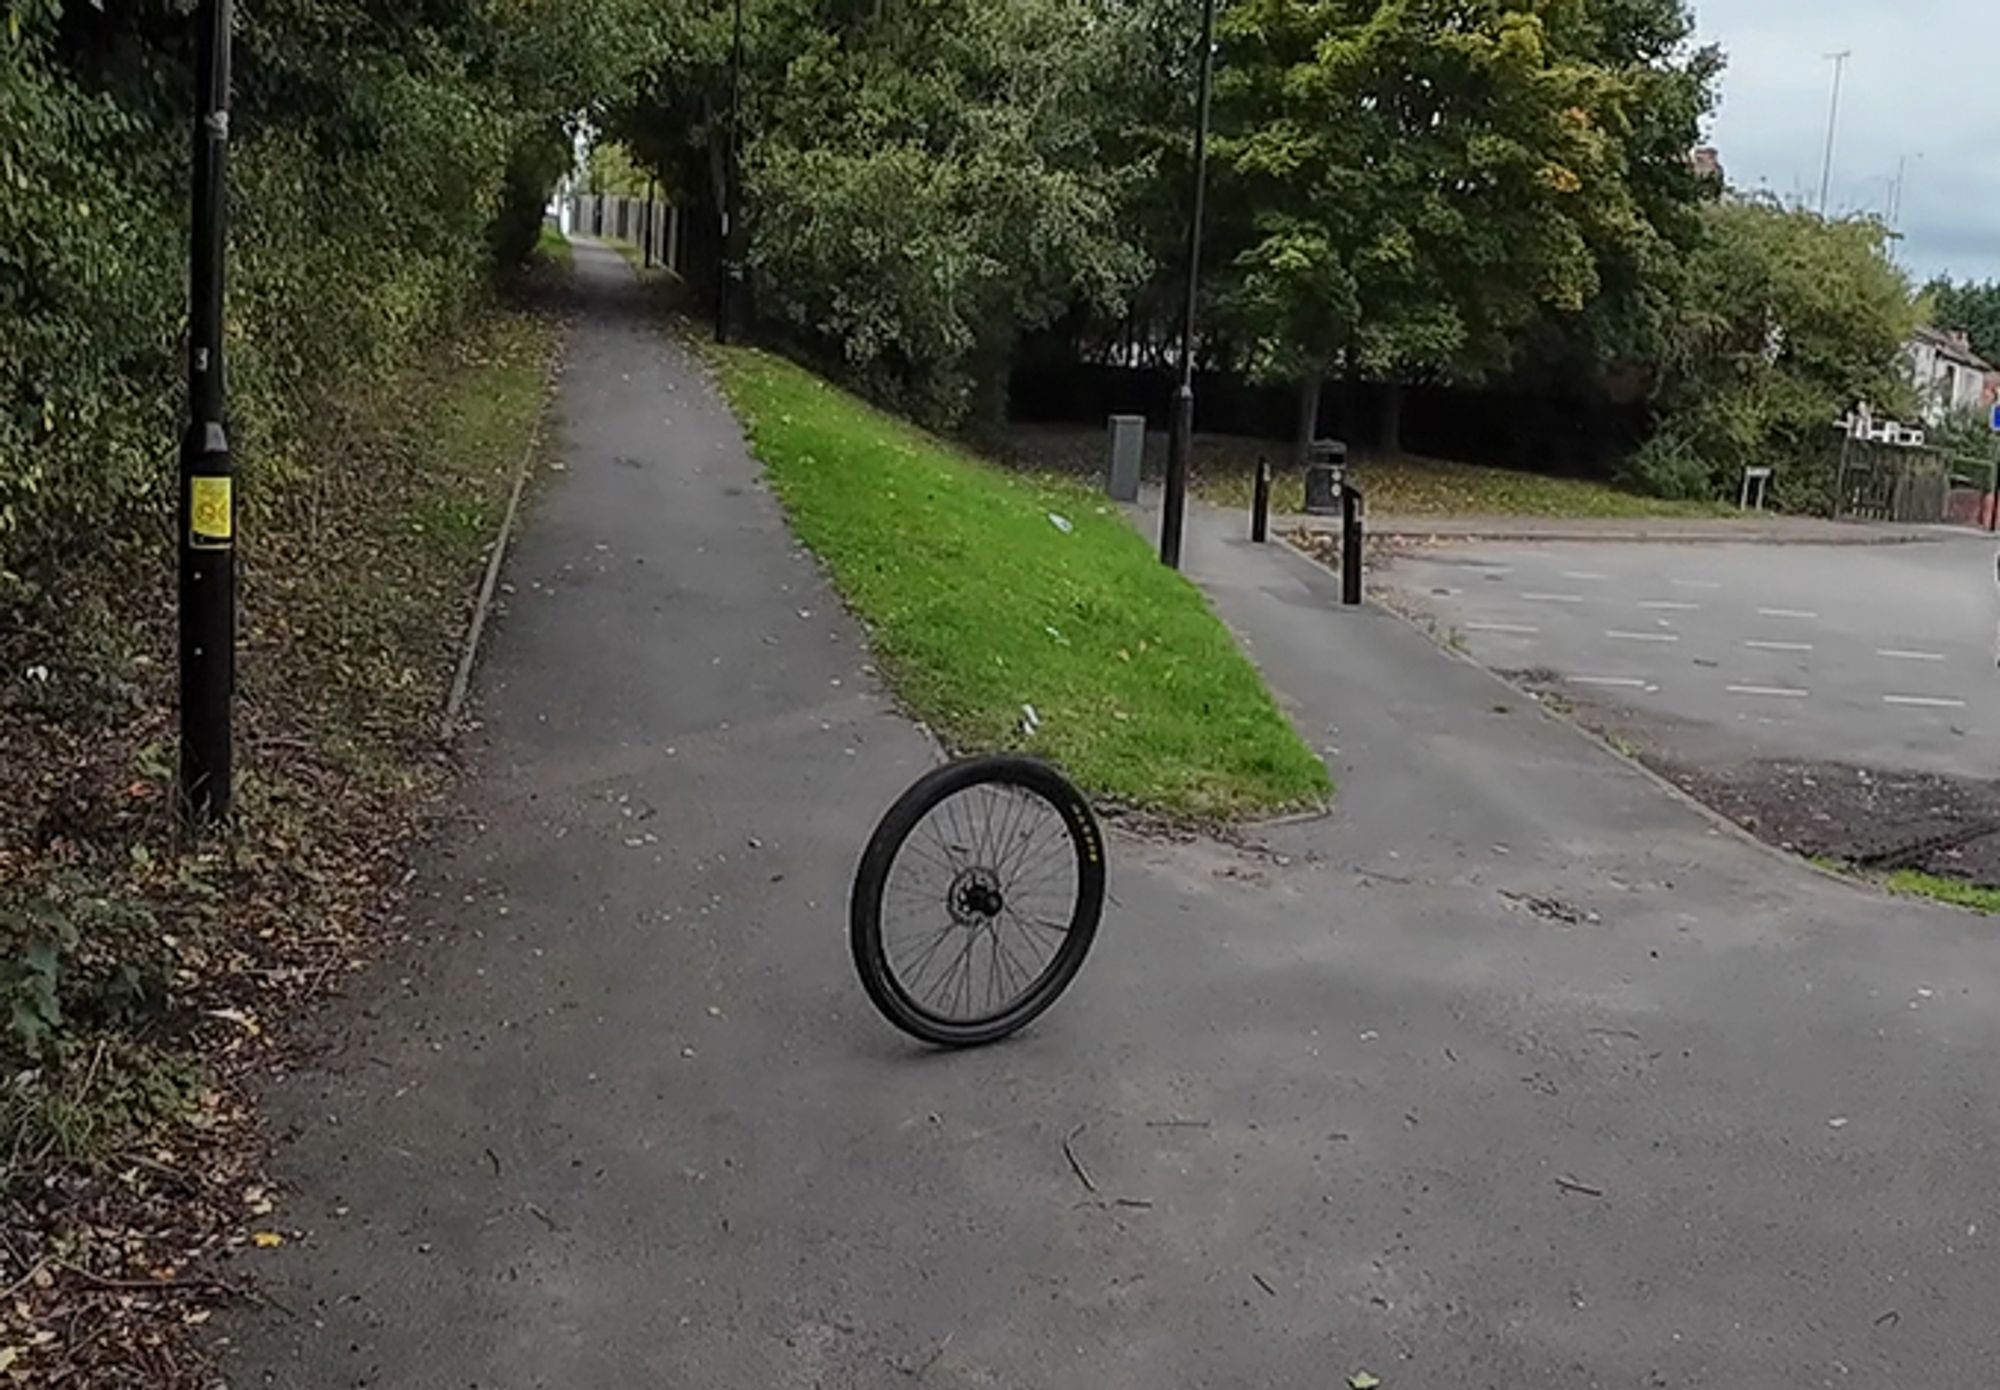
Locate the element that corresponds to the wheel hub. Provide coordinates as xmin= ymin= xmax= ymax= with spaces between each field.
xmin=948 ymin=866 xmax=1005 ymax=925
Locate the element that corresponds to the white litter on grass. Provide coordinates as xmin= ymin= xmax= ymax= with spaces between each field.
xmin=1020 ymin=704 xmax=1042 ymax=735
xmin=1044 ymin=625 xmax=1070 ymax=645
xmin=1047 ymin=512 xmax=1075 ymax=534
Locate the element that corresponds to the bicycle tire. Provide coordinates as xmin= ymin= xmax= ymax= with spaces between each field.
xmin=850 ymin=756 xmax=1105 ymax=1047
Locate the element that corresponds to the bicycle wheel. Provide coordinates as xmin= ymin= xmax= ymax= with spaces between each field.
xmin=851 ymin=756 xmax=1105 ymax=1047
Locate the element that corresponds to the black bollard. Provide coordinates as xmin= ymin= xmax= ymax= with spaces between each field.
xmin=1340 ymin=483 xmax=1363 ymax=606
xmin=1251 ymin=458 xmax=1271 ymax=543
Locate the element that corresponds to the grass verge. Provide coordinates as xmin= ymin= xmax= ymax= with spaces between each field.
xmin=0 ymin=288 xmax=561 ymax=1384
xmin=1887 ymin=870 xmax=2000 ymax=914
xmin=537 ymin=222 xmax=573 ymax=270
xmin=984 ymin=424 xmax=1727 ymax=520
xmin=1197 ymin=449 xmax=1731 ymax=519
xmin=712 ymin=349 xmax=1330 ymax=818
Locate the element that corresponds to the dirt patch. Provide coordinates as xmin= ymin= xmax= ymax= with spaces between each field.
xmin=1503 ymin=672 xmax=2000 ymax=890
xmin=1656 ymin=759 xmax=2000 ymax=884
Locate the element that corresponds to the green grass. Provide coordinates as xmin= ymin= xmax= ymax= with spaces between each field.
xmin=1197 ymin=450 xmax=1731 ymax=519
xmin=713 ymin=349 xmax=1332 ymax=818
xmin=536 ymin=222 xmax=572 ymax=270
xmin=988 ymin=424 xmax=1731 ymax=522
xmin=1887 ymin=870 xmax=2000 ymax=914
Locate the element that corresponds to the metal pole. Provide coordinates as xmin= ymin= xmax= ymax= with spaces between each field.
xmin=179 ymin=0 xmax=235 ymax=830
xmin=1250 ymin=458 xmax=1270 ymax=543
xmin=715 ymin=0 xmax=744 ymax=344
xmin=1159 ymin=0 xmax=1216 ymax=570
xmin=644 ymin=176 xmax=655 ymax=269
xmin=1817 ymin=49 xmax=1850 ymax=216
xmin=1340 ymin=485 xmax=1363 ymax=606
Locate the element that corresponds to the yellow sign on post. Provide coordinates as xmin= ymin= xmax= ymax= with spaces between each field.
xmin=190 ymin=476 xmax=233 ymax=549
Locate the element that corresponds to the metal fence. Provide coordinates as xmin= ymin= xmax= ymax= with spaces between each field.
xmin=566 ymin=193 xmax=682 ymax=276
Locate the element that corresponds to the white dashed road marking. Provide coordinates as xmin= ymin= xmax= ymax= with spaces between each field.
xmin=1756 ymin=607 xmax=1818 ymax=620
xmin=1606 ymin=630 xmax=1679 ymax=643
xmin=1465 ymin=622 xmax=1539 ymax=635
xmin=1884 ymin=694 xmax=1966 ymax=709
xmin=1561 ymin=570 xmax=1610 ymax=581
xmin=1568 ymin=676 xmax=1651 ymax=689
xmin=1727 ymin=684 xmax=1809 ymax=699
xmin=1878 ymin=649 xmax=1945 ymax=662
xmin=1639 ymin=600 xmax=1701 ymax=611
xmin=1521 ymin=592 xmax=1585 ymax=604
xmin=1743 ymin=640 xmax=1813 ymax=652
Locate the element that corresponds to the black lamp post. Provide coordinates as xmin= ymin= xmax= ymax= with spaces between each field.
xmin=715 ymin=0 xmax=744 ymax=344
xmin=180 ymin=0 xmax=236 ymax=828
xmin=1159 ymin=0 xmax=1217 ymax=570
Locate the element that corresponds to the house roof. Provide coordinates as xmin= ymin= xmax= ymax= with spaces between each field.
xmin=1912 ymin=322 xmax=1995 ymax=372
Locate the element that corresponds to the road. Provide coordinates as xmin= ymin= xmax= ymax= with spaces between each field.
xmin=1375 ymin=535 xmax=2000 ymax=775
xmin=224 ymin=248 xmax=2000 ymax=1389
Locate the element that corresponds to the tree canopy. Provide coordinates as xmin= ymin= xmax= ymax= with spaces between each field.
xmin=1 ymin=0 xmax=648 ymax=582
xmin=1925 ymin=277 xmax=2000 ymax=367
xmin=1628 ymin=198 xmax=1917 ymax=505
xmin=1206 ymin=0 xmax=1720 ymax=452
xmin=0 ymin=0 xmax=1936 ymax=545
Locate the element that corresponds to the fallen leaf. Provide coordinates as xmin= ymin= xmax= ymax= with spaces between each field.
xmin=251 ymin=1231 xmax=285 ymax=1248
xmin=1350 ymin=1374 xmax=1383 ymax=1390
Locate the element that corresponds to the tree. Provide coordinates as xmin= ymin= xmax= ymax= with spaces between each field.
xmin=1211 ymin=0 xmax=1707 ymax=458
xmin=1925 ymin=277 xmax=2000 ymax=366
xmin=0 ymin=0 xmax=648 ymax=584
xmin=617 ymin=0 xmax=1151 ymax=425
xmin=1628 ymin=199 xmax=1917 ymax=506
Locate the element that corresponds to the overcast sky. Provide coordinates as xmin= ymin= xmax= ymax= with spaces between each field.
xmin=1693 ymin=0 xmax=1998 ymax=285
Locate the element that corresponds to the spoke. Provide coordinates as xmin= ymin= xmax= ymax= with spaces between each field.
xmin=992 ymin=922 xmax=1040 ymax=997
xmin=1004 ymin=903 xmax=1069 ymax=944
xmin=974 ymin=785 xmax=1001 ymax=869
xmin=952 ymin=929 xmax=977 ymax=1017
xmin=992 ymin=799 xmax=1048 ymax=882
xmin=985 ymin=929 xmax=1003 ymax=1012
xmin=894 ymin=921 xmax=961 ymax=994
xmin=923 ymin=929 xmax=979 ymax=1014
xmin=946 ymin=791 xmax=979 ymax=861
xmin=999 ymin=806 xmax=1067 ymax=888
xmin=926 ymin=811 xmax=968 ymax=871
xmin=899 ymin=839 xmax=961 ymax=881
xmin=992 ymin=784 xmax=1033 ymax=875
xmin=1006 ymin=838 xmax=1077 ymax=907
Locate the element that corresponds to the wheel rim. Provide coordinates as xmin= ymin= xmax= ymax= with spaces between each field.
xmin=880 ymin=780 xmax=1081 ymax=1026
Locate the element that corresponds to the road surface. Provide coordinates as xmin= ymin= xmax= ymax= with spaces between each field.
xmin=1375 ymin=535 xmax=2000 ymax=774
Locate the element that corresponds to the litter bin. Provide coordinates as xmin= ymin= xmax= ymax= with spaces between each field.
xmin=1106 ymin=414 xmax=1144 ymax=502
xmin=1302 ymin=439 xmax=1347 ymax=516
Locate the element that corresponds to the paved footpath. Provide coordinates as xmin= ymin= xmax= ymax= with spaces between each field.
xmin=227 ymin=244 xmax=2000 ymax=1389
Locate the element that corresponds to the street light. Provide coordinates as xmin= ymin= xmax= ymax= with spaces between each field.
xmin=1816 ymin=49 xmax=1850 ymax=217
xmin=1159 ymin=0 xmax=1217 ymax=570
xmin=715 ymin=0 xmax=744 ymax=344
xmin=180 ymin=0 xmax=236 ymax=828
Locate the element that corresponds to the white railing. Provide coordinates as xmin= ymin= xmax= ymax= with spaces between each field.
xmin=566 ymin=193 xmax=683 ymax=276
